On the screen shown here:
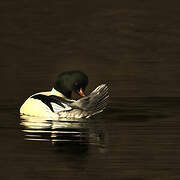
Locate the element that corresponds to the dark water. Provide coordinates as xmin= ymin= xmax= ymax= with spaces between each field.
xmin=2 ymin=98 xmax=180 ymax=180
xmin=1 ymin=0 xmax=180 ymax=179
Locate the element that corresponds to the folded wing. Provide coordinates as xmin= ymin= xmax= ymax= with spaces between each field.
xmin=72 ymin=84 xmax=109 ymax=116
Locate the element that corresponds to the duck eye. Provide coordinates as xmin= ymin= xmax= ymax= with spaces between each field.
xmin=74 ymin=82 xmax=80 ymax=89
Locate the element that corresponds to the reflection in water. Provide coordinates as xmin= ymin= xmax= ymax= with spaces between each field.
xmin=20 ymin=115 xmax=105 ymax=151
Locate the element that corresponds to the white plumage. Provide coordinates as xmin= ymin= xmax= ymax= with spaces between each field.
xmin=20 ymin=84 xmax=108 ymax=119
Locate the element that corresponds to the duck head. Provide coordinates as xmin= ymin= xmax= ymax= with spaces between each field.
xmin=54 ymin=71 xmax=88 ymax=98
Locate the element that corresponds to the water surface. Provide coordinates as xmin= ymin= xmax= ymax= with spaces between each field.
xmin=1 ymin=98 xmax=180 ymax=179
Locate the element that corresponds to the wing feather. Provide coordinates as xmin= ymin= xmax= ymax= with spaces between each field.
xmin=72 ymin=84 xmax=109 ymax=115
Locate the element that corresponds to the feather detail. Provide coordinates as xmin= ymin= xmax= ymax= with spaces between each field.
xmin=71 ymin=84 xmax=109 ymax=116
xmin=51 ymin=102 xmax=72 ymax=113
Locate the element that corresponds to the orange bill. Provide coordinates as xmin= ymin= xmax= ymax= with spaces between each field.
xmin=79 ymin=88 xmax=85 ymax=97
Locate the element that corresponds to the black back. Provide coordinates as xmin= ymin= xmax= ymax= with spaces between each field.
xmin=31 ymin=94 xmax=67 ymax=112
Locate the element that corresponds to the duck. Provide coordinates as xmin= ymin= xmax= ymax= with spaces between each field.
xmin=20 ymin=71 xmax=109 ymax=119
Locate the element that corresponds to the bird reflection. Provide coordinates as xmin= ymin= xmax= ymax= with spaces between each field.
xmin=20 ymin=115 xmax=105 ymax=151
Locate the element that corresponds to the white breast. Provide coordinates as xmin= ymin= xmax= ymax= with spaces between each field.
xmin=20 ymin=89 xmax=74 ymax=119
xmin=20 ymin=98 xmax=57 ymax=118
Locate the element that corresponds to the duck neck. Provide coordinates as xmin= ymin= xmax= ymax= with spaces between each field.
xmin=51 ymin=88 xmax=67 ymax=98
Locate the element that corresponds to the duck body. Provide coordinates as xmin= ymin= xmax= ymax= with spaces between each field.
xmin=20 ymin=88 xmax=71 ymax=119
xmin=20 ymin=71 xmax=108 ymax=119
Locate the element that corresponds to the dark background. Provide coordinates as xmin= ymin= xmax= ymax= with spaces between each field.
xmin=1 ymin=1 xmax=180 ymax=180
xmin=1 ymin=0 xmax=180 ymax=106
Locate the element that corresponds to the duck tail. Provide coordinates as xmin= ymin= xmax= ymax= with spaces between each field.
xmin=72 ymin=84 xmax=109 ymax=117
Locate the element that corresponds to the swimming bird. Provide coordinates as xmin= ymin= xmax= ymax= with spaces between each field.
xmin=20 ymin=71 xmax=108 ymax=119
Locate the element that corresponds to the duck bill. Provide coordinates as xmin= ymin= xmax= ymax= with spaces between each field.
xmin=78 ymin=88 xmax=86 ymax=97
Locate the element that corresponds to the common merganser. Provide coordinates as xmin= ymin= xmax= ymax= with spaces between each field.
xmin=20 ymin=71 xmax=108 ymax=119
